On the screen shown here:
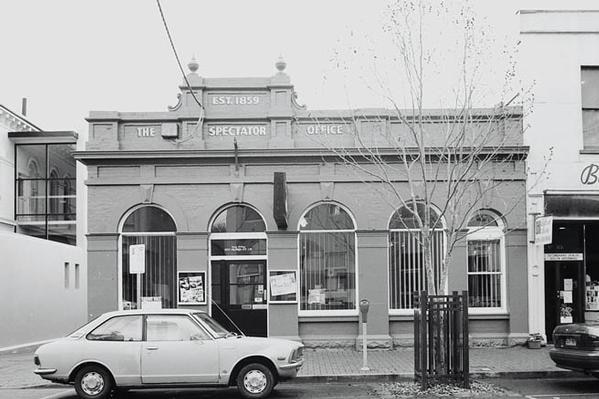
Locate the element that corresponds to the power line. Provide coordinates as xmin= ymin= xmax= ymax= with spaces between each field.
xmin=156 ymin=0 xmax=204 ymax=110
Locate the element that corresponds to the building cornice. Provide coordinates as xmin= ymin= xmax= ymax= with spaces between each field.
xmin=0 ymin=105 xmax=41 ymax=132
xmin=74 ymin=146 xmax=529 ymax=163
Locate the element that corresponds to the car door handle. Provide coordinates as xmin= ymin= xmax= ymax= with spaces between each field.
xmin=146 ymin=346 xmax=159 ymax=351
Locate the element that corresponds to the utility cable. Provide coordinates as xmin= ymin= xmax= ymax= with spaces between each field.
xmin=156 ymin=0 xmax=204 ymax=110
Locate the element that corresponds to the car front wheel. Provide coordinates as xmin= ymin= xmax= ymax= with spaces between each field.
xmin=74 ymin=365 xmax=113 ymax=399
xmin=236 ymin=363 xmax=275 ymax=399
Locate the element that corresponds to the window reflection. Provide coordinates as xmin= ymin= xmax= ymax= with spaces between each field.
xmin=15 ymin=143 xmax=76 ymax=245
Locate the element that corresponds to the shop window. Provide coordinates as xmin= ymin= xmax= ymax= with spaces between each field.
xmin=120 ymin=205 xmax=177 ymax=310
xmin=87 ymin=315 xmax=142 ymax=341
xmin=298 ymin=203 xmax=356 ymax=314
xmin=581 ymin=67 xmax=599 ymax=149
xmin=389 ymin=202 xmax=445 ymax=312
xmin=466 ymin=210 xmax=506 ymax=313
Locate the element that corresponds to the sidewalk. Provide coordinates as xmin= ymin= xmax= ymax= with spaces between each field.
xmin=0 ymin=345 xmax=570 ymax=389
xmin=298 ymin=346 xmax=570 ymax=382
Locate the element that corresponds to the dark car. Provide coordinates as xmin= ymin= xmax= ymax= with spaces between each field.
xmin=550 ymin=323 xmax=599 ymax=377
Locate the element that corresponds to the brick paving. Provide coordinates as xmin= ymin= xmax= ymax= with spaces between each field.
xmin=0 ymin=346 xmax=565 ymax=389
xmin=298 ymin=346 xmax=562 ymax=377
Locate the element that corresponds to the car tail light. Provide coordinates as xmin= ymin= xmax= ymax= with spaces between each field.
xmin=581 ymin=334 xmax=599 ymax=348
xmin=34 ymin=355 xmax=40 ymax=366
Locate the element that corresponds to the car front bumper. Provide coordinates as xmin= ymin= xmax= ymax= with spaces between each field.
xmin=278 ymin=359 xmax=304 ymax=380
xmin=550 ymin=348 xmax=599 ymax=372
xmin=33 ymin=368 xmax=57 ymax=376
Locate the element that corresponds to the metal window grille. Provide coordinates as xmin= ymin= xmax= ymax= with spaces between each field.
xmin=299 ymin=231 xmax=356 ymax=311
xmin=467 ymin=239 xmax=501 ymax=308
xmin=122 ymin=235 xmax=177 ymax=309
xmin=389 ymin=230 xmax=445 ymax=309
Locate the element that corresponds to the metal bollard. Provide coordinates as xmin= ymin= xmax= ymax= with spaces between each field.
xmin=359 ymin=299 xmax=370 ymax=371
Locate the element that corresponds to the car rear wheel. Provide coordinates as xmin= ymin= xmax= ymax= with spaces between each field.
xmin=236 ymin=363 xmax=275 ymax=399
xmin=74 ymin=365 xmax=113 ymax=399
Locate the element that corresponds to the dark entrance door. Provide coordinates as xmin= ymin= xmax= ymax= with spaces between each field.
xmin=544 ymin=261 xmax=584 ymax=341
xmin=211 ymin=260 xmax=267 ymax=337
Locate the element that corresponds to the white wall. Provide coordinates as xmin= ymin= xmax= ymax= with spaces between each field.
xmin=520 ymin=10 xmax=599 ymax=337
xmin=0 ymin=231 xmax=87 ymax=347
xmin=0 ymin=118 xmax=16 ymax=232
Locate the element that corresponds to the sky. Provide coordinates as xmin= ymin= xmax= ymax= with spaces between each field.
xmin=2 ymin=0 xmax=599 ymax=137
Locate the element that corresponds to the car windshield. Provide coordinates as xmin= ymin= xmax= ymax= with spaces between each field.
xmin=192 ymin=313 xmax=233 ymax=338
xmin=66 ymin=315 xmax=102 ymax=337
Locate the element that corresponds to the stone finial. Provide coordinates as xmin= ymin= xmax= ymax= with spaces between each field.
xmin=275 ymin=56 xmax=287 ymax=73
xmin=188 ymin=57 xmax=199 ymax=73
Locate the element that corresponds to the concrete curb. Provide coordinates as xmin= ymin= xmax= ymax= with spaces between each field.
xmin=295 ymin=369 xmax=577 ymax=383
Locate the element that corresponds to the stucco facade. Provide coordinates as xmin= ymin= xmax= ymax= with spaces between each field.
xmin=76 ymin=61 xmax=529 ymax=347
xmin=0 ymin=105 xmax=87 ymax=348
xmin=521 ymin=10 xmax=599 ymax=340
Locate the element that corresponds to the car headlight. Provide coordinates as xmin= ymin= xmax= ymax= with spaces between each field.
xmin=289 ymin=347 xmax=303 ymax=363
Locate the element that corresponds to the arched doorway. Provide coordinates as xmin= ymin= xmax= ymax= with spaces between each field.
xmin=209 ymin=204 xmax=267 ymax=337
xmin=119 ymin=205 xmax=177 ymax=310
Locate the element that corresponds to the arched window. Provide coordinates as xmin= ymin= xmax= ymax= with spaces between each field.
xmin=62 ymin=174 xmax=73 ymax=216
xmin=298 ymin=203 xmax=356 ymax=314
xmin=389 ymin=202 xmax=446 ymax=311
xmin=26 ymin=159 xmax=41 ymax=214
xmin=209 ymin=204 xmax=267 ymax=257
xmin=211 ymin=205 xmax=266 ymax=233
xmin=119 ymin=205 xmax=177 ymax=310
xmin=49 ymin=169 xmax=60 ymax=214
xmin=466 ymin=210 xmax=506 ymax=313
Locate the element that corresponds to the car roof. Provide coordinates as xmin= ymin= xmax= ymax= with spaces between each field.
xmin=101 ymin=309 xmax=207 ymax=317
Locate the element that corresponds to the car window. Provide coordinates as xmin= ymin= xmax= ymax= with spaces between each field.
xmin=87 ymin=315 xmax=142 ymax=341
xmin=146 ymin=315 xmax=210 ymax=341
xmin=192 ymin=313 xmax=231 ymax=338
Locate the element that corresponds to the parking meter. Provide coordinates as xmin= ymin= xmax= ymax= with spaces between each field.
xmin=359 ymin=299 xmax=370 ymax=323
xmin=359 ymin=299 xmax=370 ymax=370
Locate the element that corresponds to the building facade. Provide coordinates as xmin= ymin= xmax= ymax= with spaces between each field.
xmin=77 ymin=60 xmax=529 ymax=347
xmin=0 ymin=103 xmax=86 ymax=348
xmin=521 ymin=10 xmax=599 ymax=341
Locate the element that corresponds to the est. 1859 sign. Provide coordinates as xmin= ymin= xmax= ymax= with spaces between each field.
xmin=211 ymin=95 xmax=261 ymax=105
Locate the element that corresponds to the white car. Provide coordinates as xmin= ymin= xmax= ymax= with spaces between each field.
xmin=33 ymin=309 xmax=303 ymax=399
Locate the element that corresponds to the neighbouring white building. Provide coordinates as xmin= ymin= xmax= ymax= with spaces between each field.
xmin=0 ymin=103 xmax=87 ymax=349
xmin=520 ymin=10 xmax=599 ymax=341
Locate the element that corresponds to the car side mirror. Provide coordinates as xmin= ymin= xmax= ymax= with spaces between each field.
xmin=190 ymin=334 xmax=204 ymax=342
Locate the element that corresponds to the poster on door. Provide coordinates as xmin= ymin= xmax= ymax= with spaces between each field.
xmin=178 ymin=271 xmax=206 ymax=305
xmin=560 ymin=303 xmax=573 ymax=324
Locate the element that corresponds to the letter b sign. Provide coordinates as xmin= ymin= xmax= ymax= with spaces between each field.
xmin=581 ymin=164 xmax=599 ymax=185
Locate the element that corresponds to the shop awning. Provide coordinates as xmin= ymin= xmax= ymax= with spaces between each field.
xmin=545 ymin=194 xmax=599 ymax=218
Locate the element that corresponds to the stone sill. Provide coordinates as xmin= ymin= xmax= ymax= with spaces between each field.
xmin=298 ymin=316 xmax=359 ymax=323
xmin=390 ymin=313 xmax=509 ymax=322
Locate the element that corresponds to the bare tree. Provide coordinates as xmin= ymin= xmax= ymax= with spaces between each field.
xmin=303 ymin=0 xmax=545 ymax=297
